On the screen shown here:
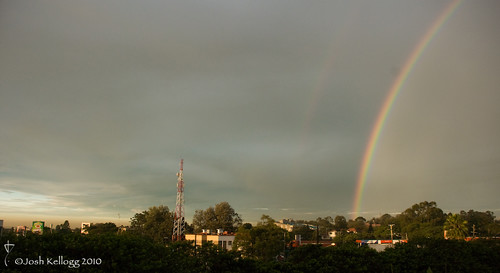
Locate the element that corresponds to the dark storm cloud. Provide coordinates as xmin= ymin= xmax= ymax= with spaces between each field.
xmin=1 ymin=0 xmax=498 ymax=225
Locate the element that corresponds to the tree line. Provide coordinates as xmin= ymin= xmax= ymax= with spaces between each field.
xmin=291 ymin=201 xmax=500 ymax=243
xmin=17 ymin=200 xmax=496 ymax=244
xmin=2 ymin=200 xmax=499 ymax=272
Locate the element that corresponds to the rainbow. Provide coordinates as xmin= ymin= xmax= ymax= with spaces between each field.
xmin=352 ymin=0 xmax=462 ymax=218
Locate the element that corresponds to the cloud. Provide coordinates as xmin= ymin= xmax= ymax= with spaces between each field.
xmin=0 ymin=0 xmax=499 ymax=226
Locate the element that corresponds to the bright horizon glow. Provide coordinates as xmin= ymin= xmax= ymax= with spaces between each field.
xmin=352 ymin=0 xmax=463 ymax=218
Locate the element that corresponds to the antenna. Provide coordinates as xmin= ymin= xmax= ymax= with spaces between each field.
xmin=172 ymin=159 xmax=185 ymax=241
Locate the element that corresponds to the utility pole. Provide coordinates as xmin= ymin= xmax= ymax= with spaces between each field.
xmin=172 ymin=159 xmax=185 ymax=241
xmin=389 ymin=224 xmax=395 ymax=243
xmin=316 ymin=225 xmax=319 ymax=244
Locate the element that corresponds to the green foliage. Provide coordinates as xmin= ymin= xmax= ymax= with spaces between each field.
xmin=291 ymin=225 xmax=314 ymax=241
xmin=364 ymin=201 xmax=449 ymax=240
xmin=287 ymin=244 xmax=382 ymax=273
xmin=334 ymin=215 xmax=348 ymax=231
xmin=55 ymin=220 xmax=72 ymax=233
xmin=252 ymin=225 xmax=286 ymax=262
xmin=399 ymin=201 xmax=445 ymax=225
xmin=192 ymin=202 xmax=242 ymax=233
xmin=487 ymin=220 xmax=500 ymax=236
xmin=363 ymin=203 xmax=499 ymax=240
xmin=444 ymin=214 xmax=468 ymax=240
xmin=348 ymin=218 xmax=367 ymax=234
xmin=460 ymin=209 xmax=496 ymax=236
xmin=234 ymin=225 xmax=254 ymax=257
xmin=3 ymin=201 xmax=499 ymax=272
xmin=1 ymin=232 xmax=170 ymax=272
xmin=377 ymin=213 xmax=394 ymax=225
xmin=234 ymin=215 xmax=286 ymax=262
xmin=372 ymin=225 xmax=387 ymax=239
xmin=130 ymin=205 xmax=173 ymax=243
xmin=315 ymin=216 xmax=334 ymax=238
xmin=194 ymin=242 xmax=256 ymax=273
xmin=332 ymin=231 xmax=359 ymax=246
xmin=381 ymin=238 xmax=500 ymax=273
xmin=367 ymin=222 xmax=374 ymax=234
xmin=259 ymin=214 xmax=275 ymax=226
xmin=2 ymin=227 xmax=500 ymax=272
xmin=85 ymin=222 xmax=118 ymax=235
xmin=1 ymin=232 xmax=259 ymax=273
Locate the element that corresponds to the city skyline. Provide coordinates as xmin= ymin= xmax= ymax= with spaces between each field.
xmin=1 ymin=0 xmax=500 ymax=227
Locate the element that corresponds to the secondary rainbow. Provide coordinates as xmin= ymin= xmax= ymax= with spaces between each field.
xmin=352 ymin=0 xmax=462 ymax=218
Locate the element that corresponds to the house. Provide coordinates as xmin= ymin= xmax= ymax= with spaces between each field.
xmin=328 ymin=230 xmax=338 ymax=239
xmin=347 ymin=227 xmax=357 ymax=233
xmin=185 ymin=229 xmax=235 ymax=250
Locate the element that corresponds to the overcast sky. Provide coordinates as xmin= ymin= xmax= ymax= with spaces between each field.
xmin=1 ymin=0 xmax=499 ymax=227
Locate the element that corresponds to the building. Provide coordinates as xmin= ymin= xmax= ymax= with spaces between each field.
xmin=81 ymin=222 xmax=91 ymax=234
xmin=328 ymin=230 xmax=338 ymax=239
xmin=275 ymin=222 xmax=294 ymax=232
xmin=347 ymin=227 xmax=357 ymax=233
xmin=274 ymin=219 xmax=307 ymax=232
xmin=356 ymin=239 xmax=408 ymax=252
xmin=185 ymin=229 xmax=235 ymax=250
xmin=15 ymin=226 xmax=27 ymax=236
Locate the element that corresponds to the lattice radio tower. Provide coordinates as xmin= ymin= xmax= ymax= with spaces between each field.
xmin=172 ymin=159 xmax=185 ymax=241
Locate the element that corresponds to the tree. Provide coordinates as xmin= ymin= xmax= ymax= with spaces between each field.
xmin=55 ymin=220 xmax=71 ymax=233
xmin=355 ymin=216 xmax=366 ymax=223
xmin=348 ymin=219 xmax=367 ymax=234
xmin=288 ymin=244 xmax=383 ymax=272
xmin=233 ymin=225 xmax=254 ymax=256
xmin=444 ymin=214 xmax=468 ymax=240
xmin=241 ymin=223 xmax=253 ymax=230
xmin=234 ymin=215 xmax=287 ymax=261
xmin=259 ymin=214 xmax=275 ymax=226
xmin=315 ymin=217 xmax=334 ymax=238
xmin=86 ymin=222 xmax=118 ymax=235
xmin=334 ymin=215 xmax=348 ymax=231
xmin=368 ymin=222 xmax=374 ymax=235
xmin=460 ymin=210 xmax=496 ymax=236
xmin=396 ymin=201 xmax=446 ymax=239
xmin=192 ymin=202 xmax=242 ymax=233
xmin=332 ymin=232 xmax=359 ymax=246
xmin=399 ymin=201 xmax=445 ymax=225
xmin=130 ymin=205 xmax=173 ymax=243
xmin=292 ymin=225 xmax=314 ymax=241
xmin=377 ymin=213 xmax=394 ymax=225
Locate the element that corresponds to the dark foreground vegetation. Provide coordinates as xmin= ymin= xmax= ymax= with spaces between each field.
xmin=3 ymin=201 xmax=499 ymax=272
xmin=2 ymin=232 xmax=499 ymax=273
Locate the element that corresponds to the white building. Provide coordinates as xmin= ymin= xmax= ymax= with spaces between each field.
xmin=274 ymin=219 xmax=307 ymax=232
xmin=328 ymin=230 xmax=338 ymax=239
xmin=274 ymin=222 xmax=294 ymax=232
xmin=185 ymin=229 xmax=235 ymax=250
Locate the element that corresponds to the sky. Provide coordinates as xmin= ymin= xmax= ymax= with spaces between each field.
xmin=1 ymin=0 xmax=499 ymax=228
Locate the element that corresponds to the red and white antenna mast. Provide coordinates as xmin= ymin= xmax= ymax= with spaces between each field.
xmin=172 ymin=159 xmax=185 ymax=241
